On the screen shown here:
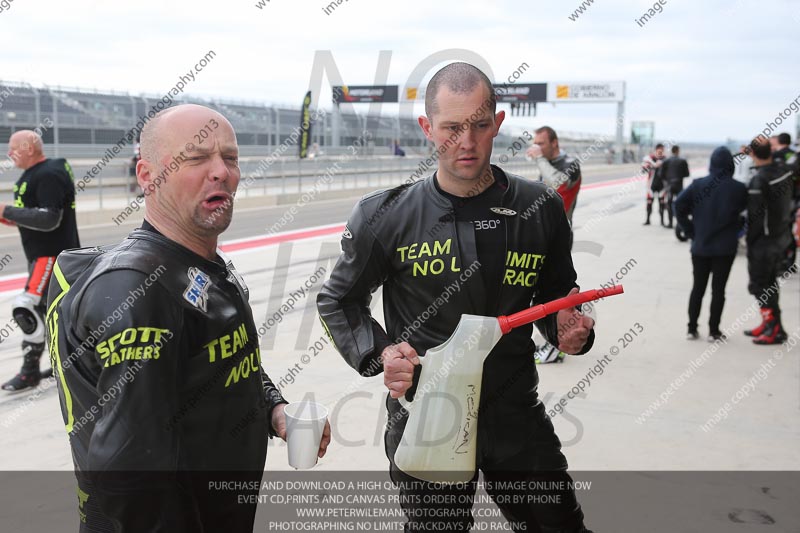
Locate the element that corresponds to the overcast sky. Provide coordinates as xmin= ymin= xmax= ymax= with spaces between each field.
xmin=1 ymin=0 xmax=798 ymax=143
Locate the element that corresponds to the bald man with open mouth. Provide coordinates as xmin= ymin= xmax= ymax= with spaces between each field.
xmin=46 ymin=104 xmax=329 ymax=532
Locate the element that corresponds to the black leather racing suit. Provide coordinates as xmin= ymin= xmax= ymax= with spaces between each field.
xmin=47 ymin=227 xmax=287 ymax=532
xmin=662 ymin=155 xmax=690 ymax=227
xmin=772 ymin=147 xmax=798 ymax=195
xmin=643 ymin=153 xmax=667 ymax=224
xmin=746 ymin=162 xmax=795 ymax=310
xmin=318 ymin=167 xmax=595 ymax=532
xmin=772 ymin=147 xmax=800 ymax=267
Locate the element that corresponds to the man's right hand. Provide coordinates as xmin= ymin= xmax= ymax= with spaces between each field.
xmin=381 ymin=342 xmax=420 ymax=399
xmin=526 ymin=145 xmax=543 ymax=159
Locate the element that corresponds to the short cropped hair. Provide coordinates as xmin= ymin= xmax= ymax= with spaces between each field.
xmin=425 ymin=62 xmax=496 ymax=118
xmin=535 ymin=126 xmax=558 ymax=143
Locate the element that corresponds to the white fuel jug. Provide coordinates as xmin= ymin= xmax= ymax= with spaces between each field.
xmin=394 ymin=315 xmax=503 ymax=483
xmin=392 ymin=286 xmax=625 ymax=484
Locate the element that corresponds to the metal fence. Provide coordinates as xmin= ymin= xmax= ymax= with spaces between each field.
xmin=0 ymin=150 xmax=715 ymax=211
xmin=0 ymin=80 xmax=717 ymax=209
xmin=0 ymin=79 xmax=635 ymax=163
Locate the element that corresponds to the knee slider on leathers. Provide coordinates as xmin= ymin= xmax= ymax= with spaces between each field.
xmin=13 ymin=293 xmax=45 ymax=343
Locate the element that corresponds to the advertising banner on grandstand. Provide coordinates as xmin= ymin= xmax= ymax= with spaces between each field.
xmin=403 ymin=87 xmax=425 ymax=101
xmin=332 ymin=85 xmax=399 ymax=104
xmin=493 ymin=83 xmax=547 ymax=103
xmin=547 ymin=81 xmax=625 ymax=102
xmin=299 ymin=91 xmax=312 ymax=159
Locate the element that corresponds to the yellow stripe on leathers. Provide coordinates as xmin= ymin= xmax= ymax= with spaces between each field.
xmin=45 ymin=260 xmax=75 ymax=434
xmin=318 ymin=317 xmax=338 ymax=353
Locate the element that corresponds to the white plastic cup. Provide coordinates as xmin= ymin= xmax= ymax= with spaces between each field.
xmin=284 ymin=401 xmax=328 ymax=469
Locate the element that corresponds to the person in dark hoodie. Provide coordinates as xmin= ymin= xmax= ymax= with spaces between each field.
xmin=675 ymin=147 xmax=747 ymax=341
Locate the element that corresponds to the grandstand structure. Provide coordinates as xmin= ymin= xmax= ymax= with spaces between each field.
xmin=0 ymin=79 xmax=632 ymax=160
xmin=0 ymin=80 xmax=718 ymax=210
xmin=1 ymin=80 xmax=668 ymax=205
xmin=0 ymin=80 xmax=431 ymax=160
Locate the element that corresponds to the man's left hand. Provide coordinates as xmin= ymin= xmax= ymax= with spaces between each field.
xmin=271 ymin=403 xmax=332 ymax=459
xmin=557 ymin=288 xmax=595 ymax=354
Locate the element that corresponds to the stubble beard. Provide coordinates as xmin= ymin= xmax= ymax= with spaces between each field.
xmin=460 ymin=163 xmax=493 ymax=192
xmin=192 ymin=202 xmax=233 ymax=236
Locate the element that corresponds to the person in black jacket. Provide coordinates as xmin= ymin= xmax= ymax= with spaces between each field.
xmin=47 ymin=104 xmax=330 ymax=532
xmin=675 ymin=147 xmax=747 ymax=341
xmin=318 ymin=63 xmax=595 ymax=533
xmin=743 ymin=137 xmax=795 ymax=345
xmin=662 ymin=145 xmax=690 ymax=229
xmin=1 ymin=130 xmax=80 ymax=391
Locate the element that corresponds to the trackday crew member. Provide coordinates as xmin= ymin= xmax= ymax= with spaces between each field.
xmin=318 ymin=63 xmax=596 ymax=533
xmin=674 ymin=147 xmax=747 ymax=342
xmin=1 ymin=130 xmax=80 ymax=392
xmin=47 ymin=105 xmax=330 ymax=532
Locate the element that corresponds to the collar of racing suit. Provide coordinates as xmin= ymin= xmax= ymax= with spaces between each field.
xmin=423 ymin=164 xmax=515 ymax=212
xmin=131 ymin=226 xmax=228 ymax=274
